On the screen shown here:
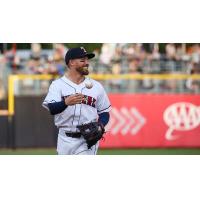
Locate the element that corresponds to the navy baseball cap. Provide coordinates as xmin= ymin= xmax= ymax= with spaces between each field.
xmin=65 ymin=47 xmax=95 ymax=65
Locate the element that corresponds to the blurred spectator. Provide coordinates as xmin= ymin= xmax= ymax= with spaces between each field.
xmin=127 ymin=57 xmax=142 ymax=92
xmin=5 ymin=49 xmax=24 ymax=74
xmin=108 ymin=62 xmax=123 ymax=92
xmin=31 ymin=43 xmax=41 ymax=60
xmin=128 ymin=57 xmax=142 ymax=73
xmin=89 ymin=48 xmax=100 ymax=73
xmin=190 ymin=44 xmax=200 ymax=63
xmin=0 ymin=54 xmax=6 ymax=99
xmin=23 ymin=58 xmax=37 ymax=74
xmin=186 ymin=62 xmax=200 ymax=93
xmin=100 ymin=43 xmax=116 ymax=65
xmin=112 ymin=44 xmax=123 ymax=62
xmin=32 ymin=57 xmax=48 ymax=74
xmin=2 ymin=43 xmax=200 ymax=76
xmin=53 ymin=43 xmax=67 ymax=58
xmin=164 ymin=43 xmax=177 ymax=72
xmin=0 ymin=43 xmax=200 ymax=95
xmin=150 ymin=43 xmax=161 ymax=60
xmin=165 ymin=43 xmax=176 ymax=60
xmin=50 ymin=44 xmax=66 ymax=75
xmin=123 ymin=44 xmax=135 ymax=60
xmin=176 ymin=44 xmax=186 ymax=60
xmin=0 ymin=52 xmax=12 ymax=98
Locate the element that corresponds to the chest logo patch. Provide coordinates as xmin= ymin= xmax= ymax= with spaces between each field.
xmin=82 ymin=95 xmax=96 ymax=107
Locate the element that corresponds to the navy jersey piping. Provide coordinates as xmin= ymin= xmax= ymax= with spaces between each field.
xmin=97 ymin=105 xmax=111 ymax=113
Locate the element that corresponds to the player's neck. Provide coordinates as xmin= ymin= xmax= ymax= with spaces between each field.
xmin=65 ymin=72 xmax=85 ymax=84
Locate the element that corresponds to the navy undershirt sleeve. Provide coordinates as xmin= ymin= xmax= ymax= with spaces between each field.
xmin=98 ymin=112 xmax=110 ymax=126
xmin=48 ymin=101 xmax=68 ymax=115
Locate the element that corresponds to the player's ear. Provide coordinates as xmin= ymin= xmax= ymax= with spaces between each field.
xmin=68 ymin=59 xmax=73 ymax=68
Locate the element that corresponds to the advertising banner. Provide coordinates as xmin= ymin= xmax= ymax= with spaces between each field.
xmin=100 ymin=94 xmax=200 ymax=148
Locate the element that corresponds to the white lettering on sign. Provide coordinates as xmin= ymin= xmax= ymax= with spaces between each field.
xmin=106 ymin=107 xmax=146 ymax=135
xmin=163 ymin=102 xmax=200 ymax=140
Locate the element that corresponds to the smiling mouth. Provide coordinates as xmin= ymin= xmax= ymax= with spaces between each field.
xmin=83 ymin=66 xmax=89 ymax=70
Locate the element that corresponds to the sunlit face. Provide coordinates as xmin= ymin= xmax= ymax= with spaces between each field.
xmin=69 ymin=57 xmax=89 ymax=75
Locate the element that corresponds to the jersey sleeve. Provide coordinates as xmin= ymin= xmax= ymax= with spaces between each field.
xmin=96 ymin=83 xmax=111 ymax=114
xmin=42 ymin=81 xmax=62 ymax=110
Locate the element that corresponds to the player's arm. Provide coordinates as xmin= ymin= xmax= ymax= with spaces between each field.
xmin=48 ymin=100 xmax=68 ymax=115
xmin=98 ymin=112 xmax=110 ymax=126
xmin=48 ymin=93 xmax=84 ymax=115
xmin=96 ymin=83 xmax=111 ymax=126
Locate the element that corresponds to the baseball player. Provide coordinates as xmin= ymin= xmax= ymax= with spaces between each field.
xmin=42 ymin=47 xmax=111 ymax=155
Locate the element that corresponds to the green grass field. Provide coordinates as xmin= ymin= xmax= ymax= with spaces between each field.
xmin=0 ymin=148 xmax=200 ymax=155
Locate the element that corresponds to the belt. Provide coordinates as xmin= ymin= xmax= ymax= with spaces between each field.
xmin=65 ymin=132 xmax=82 ymax=138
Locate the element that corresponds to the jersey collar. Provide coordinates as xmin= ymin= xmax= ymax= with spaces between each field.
xmin=61 ymin=75 xmax=89 ymax=89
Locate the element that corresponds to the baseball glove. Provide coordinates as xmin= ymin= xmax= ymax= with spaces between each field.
xmin=77 ymin=122 xmax=105 ymax=149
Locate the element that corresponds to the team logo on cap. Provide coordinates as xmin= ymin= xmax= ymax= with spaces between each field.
xmin=80 ymin=47 xmax=86 ymax=53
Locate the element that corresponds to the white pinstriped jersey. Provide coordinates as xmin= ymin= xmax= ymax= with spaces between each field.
xmin=42 ymin=76 xmax=111 ymax=132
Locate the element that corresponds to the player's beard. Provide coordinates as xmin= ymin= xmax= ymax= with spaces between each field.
xmin=76 ymin=65 xmax=89 ymax=75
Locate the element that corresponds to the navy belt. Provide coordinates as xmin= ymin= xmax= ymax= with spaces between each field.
xmin=65 ymin=132 xmax=82 ymax=138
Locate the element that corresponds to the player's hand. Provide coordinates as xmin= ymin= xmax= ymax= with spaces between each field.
xmin=64 ymin=93 xmax=84 ymax=106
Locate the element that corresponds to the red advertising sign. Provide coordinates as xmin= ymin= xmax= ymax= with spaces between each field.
xmin=100 ymin=94 xmax=200 ymax=148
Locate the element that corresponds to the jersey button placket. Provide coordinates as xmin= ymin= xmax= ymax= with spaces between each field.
xmin=74 ymin=88 xmax=83 ymax=128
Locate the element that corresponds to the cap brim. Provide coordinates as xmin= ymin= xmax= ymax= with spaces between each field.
xmin=86 ymin=53 xmax=95 ymax=59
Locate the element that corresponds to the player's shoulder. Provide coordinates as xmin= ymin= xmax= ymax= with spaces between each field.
xmin=49 ymin=76 xmax=64 ymax=89
xmin=88 ymin=78 xmax=102 ymax=86
xmin=51 ymin=76 xmax=64 ymax=85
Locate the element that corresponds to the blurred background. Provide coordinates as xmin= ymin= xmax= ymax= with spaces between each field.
xmin=0 ymin=43 xmax=200 ymax=154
